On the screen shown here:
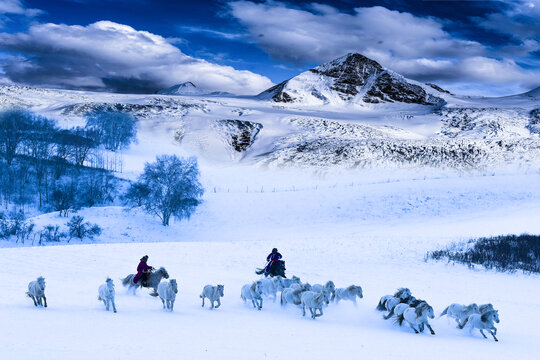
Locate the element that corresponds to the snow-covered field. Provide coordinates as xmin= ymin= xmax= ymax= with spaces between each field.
xmin=1 ymin=170 xmax=540 ymax=360
xmin=1 ymin=83 xmax=539 ymax=359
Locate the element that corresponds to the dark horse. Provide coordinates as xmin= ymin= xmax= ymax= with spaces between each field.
xmin=255 ymin=260 xmax=286 ymax=277
xmin=121 ymin=267 xmax=169 ymax=296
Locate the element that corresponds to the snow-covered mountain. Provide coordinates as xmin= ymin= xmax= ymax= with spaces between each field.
xmin=257 ymin=53 xmax=446 ymax=106
xmin=157 ymin=81 xmax=204 ymax=96
xmin=0 ymin=73 xmax=539 ymax=170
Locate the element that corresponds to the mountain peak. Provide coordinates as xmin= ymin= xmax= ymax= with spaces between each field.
xmin=157 ymin=82 xmax=203 ymax=95
xmin=258 ymin=53 xmax=445 ymax=106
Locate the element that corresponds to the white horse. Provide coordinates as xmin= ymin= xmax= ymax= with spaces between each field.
xmin=289 ymin=282 xmax=311 ymax=291
xmin=98 ymin=278 xmax=117 ymax=313
xmin=479 ymin=303 xmax=495 ymax=314
xmin=281 ymin=275 xmax=301 ymax=288
xmin=241 ymin=281 xmax=263 ymax=310
xmin=377 ymin=288 xmax=413 ymax=316
xmin=390 ymin=300 xmax=428 ymax=320
xmin=27 ymin=276 xmax=47 ymax=308
xmin=301 ymin=291 xmax=330 ymax=319
xmin=440 ymin=303 xmax=479 ymax=327
xmin=157 ymin=279 xmax=178 ymax=311
xmin=396 ymin=302 xmax=435 ymax=335
xmin=200 ymin=284 xmax=224 ymax=309
xmin=281 ymin=288 xmax=304 ymax=306
xmin=311 ymin=281 xmax=336 ymax=300
xmin=258 ymin=277 xmax=280 ymax=302
xmin=460 ymin=310 xmax=500 ymax=341
xmin=334 ymin=285 xmax=363 ymax=305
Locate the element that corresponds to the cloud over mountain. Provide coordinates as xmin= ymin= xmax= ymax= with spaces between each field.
xmin=0 ymin=21 xmax=273 ymax=94
xmin=228 ymin=1 xmax=540 ymax=95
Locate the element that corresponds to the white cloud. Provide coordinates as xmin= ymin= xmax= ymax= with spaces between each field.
xmin=0 ymin=21 xmax=273 ymax=94
xmin=0 ymin=0 xmax=42 ymax=17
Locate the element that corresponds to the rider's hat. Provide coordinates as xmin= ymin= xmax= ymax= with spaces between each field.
xmin=272 ymin=248 xmax=278 ymax=253
xmin=141 ymin=255 xmax=149 ymax=261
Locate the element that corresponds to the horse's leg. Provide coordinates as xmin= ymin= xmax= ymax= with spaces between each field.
xmin=479 ymin=329 xmax=488 ymax=339
xmin=353 ymin=298 xmax=357 ymax=307
xmin=105 ymin=299 xmax=110 ymax=311
xmin=37 ymin=296 xmax=42 ymax=306
xmin=489 ymin=330 xmax=498 ymax=342
xmin=258 ymin=298 xmax=263 ymax=310
xmin=302 ymin=303 xmax=306 ymax=316
xmin=426 ymin=323 xmax=435 ymax=335
xmin=171 ymin=299 xmax=175 ymax=311
xmin=251 ymin=299 xmax=256 ymax=308
xmin=202 ymin=295 xmax=205 ymax=307
xmin=112 ymin=299 xmax=117 ymax=313
xmin=42 ymin=296 xmax=47 ymax=308
xmin=215 ymin=298 xmax=221 ymax=309
xmin=161 ymin=298 xmax=165 ymax=309
xmin=383 ymin=309 xmax=394 ymax=320
xmin=316 ymin=308 xmax=323 ymax=318
xmin=31 ymin=295 xmax=37 ymax=306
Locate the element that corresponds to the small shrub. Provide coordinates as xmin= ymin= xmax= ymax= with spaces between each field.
xmin=39 ymin=225 xmax=66 ymax=244
xmin=67 ymin=215 xmax=102 ymax=240
xmin=427 ymin=234 xmax=540 ymax=273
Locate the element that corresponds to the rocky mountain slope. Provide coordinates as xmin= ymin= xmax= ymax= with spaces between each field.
xmin=257 ymin=53 xmax=446 ymax=106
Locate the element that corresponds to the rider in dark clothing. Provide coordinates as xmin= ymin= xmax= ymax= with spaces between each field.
xmin=265 ymin=248 xmax=283 ymax=276
xmin=133 ymin=255 xmax=153 ymax=286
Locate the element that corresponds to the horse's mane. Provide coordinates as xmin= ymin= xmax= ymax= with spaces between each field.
xmin=481 ymin=310 xmax=495 ymax=322
xmin=394 ymin=288 xmax=409 ymax=298
xmin=346 ymin=285 xmax=357 ymax=291
xmin=37 ymin=276 xmax=45 ymax=282
xmin=415 ymin=303 xmax=431 ymax=317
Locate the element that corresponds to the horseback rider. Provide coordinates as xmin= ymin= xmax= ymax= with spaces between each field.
xmin=265 ymin=248 xmax=283 ymax=276
xmin=133 ymin=255 xmax=154 ymax=287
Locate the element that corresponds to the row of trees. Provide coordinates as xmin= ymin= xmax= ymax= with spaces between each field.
xmin=0 ymin=108 xmax=136 ymax=211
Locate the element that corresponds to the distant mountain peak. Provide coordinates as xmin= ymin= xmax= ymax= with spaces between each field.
xmin=157 ymin=82 xmax=203 ymax=95
xmin=258 ymin=53 xmax=445 ymax=106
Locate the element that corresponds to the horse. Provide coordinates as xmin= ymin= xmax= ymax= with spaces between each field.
xmin=334 ymin=285 xmax=363 ymax=305
xmin=290 ymin=282 xmax=311 ymax=291
xmin=281 ymin=288 xmax=305 ymax=306
xmin=27 ymin=276 xmax=47 ymax=308
xmin=301 ymin=291 xmax=330 ymax=319
xmin=479 ymin=303 xmax=495 ymax=314
xmin=200 ymin=284 xmax=224 ymax=309
xmin=395 ymin=302 xmax=435 ymax=335
xmin=98 ymin=278 xmax=117 ymax=313
xmin=377 ymin=288 xmax=413 ymax=317
xmin=157 ymin=279 xmax=178 ymax=311
xmin=255 ymin=260 xmax=286 ymax=278
xmin=121 ymin=267 xmax=169 ymax=296
xmin=241 ymin=281 xmax=263 ymax=310
xmin=258 ymin=277 xmax=281 ymax=302
xmin=440 ymin=303 xmax=479 ymax=327
xmin=281 ymin=275 xmax=301 ymax=288
xmin=459 ymin=310 xmax=500 ymax=341
xmin=311 ymin=281 xmax=336 ymax=301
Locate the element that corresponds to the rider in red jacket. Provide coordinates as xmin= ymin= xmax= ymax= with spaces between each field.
xmin=133 ymin=255 xmax=153 ymax=286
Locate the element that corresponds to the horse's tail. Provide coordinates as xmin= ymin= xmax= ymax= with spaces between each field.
xmin=98 ymin=295 xmax=102 ymax=301
xmin=440 ymin=306 xmax=449 ymax=317
xmin=255 ymin=268 xmax=265 ymax=275
xmin=376 ymin=298 xmax=387 ymax=311
xmin=293 ymin=300 xmax=301 ymax=306
xmin=121 ymin=275 xmax=132 ymax=287
xmin=459 ymin=316 xmax=469 ymax=329
xmin=25 ymin=291 xmax=31 ymax=298
xmin=394 ymin=313 xmax=405 ymax=326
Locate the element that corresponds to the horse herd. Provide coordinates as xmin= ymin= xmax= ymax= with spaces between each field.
xmin=25 ymin=272 xmax=500 ymax=341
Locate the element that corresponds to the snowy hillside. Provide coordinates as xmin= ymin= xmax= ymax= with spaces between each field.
xmin=157 ymin=81 xmax=205 ymax=96
xmin=0 ymin=79 xmax=539 ymax=170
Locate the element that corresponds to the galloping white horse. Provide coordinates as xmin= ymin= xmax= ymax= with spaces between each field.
xmin=334 ymin=285 xmax=363 ymax=305
xmin=27 ymin=277 xmax=47 ymax=308
xmin=200 ymin=284 xmax=224 ymax=309
xmin=460 ymin=310 xmax=500 ymax=341
xmin=241 ymin=281 xmax=263 ymax=310
xmin=281 ymin=288 xmax=304 ymax=306
xmin=440 ymin=303 xmax=479 ymax=327
xmin=157 ymin=279 xmax=178 ymax=311
xmin=98 ymin=278 xmax=117 ymax=313
xmin=396 ymin=302 xmax=435 ymax=335
xmin=301 ymin=291 xmax=330 ymax=319
xmin=311 ymin=281 xmax=336 ymax=300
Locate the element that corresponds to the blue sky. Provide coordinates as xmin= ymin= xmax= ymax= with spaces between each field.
xmin=0 ymin=0 xmax=538 ymax=95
